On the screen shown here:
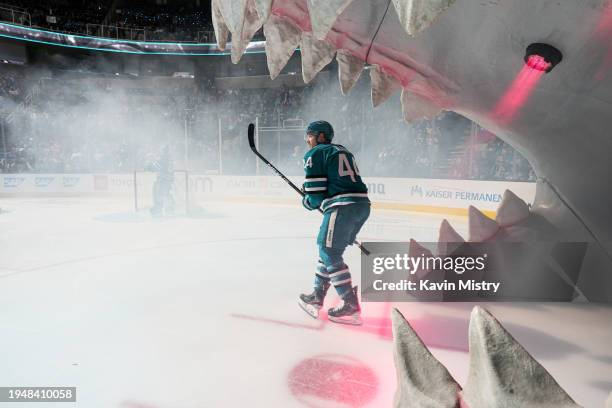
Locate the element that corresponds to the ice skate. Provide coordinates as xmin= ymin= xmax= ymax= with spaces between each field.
xmin=298 ymin=284 xmax=329 ymax=319
xmin=328 ymin=286 xmax=362 ymax=325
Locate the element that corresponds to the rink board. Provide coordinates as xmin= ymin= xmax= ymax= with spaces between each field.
xmin=0 ymin=173 xmax=535 ymax=217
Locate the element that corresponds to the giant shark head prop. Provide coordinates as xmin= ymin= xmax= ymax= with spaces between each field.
xmin=210 ymin=0 xmax=612 ymax=302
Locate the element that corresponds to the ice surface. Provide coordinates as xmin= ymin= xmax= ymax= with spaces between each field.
xmin=0 ymin=197 xmax=610 ymax=407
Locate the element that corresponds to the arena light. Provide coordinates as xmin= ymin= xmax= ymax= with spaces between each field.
xmin=524 ymin=43 xmax=563 ymax=73
xmin=492 ymin=43 xmax=562 ymax=124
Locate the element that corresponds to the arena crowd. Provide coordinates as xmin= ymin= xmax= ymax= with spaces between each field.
xmin=0 ymin=0 xmax=214 ymax=41
xmin=0 ymin=63 xmax=535 ymax=182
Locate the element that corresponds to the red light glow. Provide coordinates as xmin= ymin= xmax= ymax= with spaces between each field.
xmin=594 ymin=4 xmax=612 ymax=81
xmin=526 ymin=55 xmax=552 ymax=72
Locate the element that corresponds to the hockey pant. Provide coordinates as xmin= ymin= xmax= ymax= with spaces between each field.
xmin=313 ymin=202 xmax=370 ymax=298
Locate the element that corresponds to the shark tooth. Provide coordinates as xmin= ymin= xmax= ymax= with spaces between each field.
xmin=437 ymin=219 xmax=465 ymax=256
xmin=307 ymin=0 xmax=355 ymax=40
xmin=263 ymin=15 xmax=302 ymax=80
xmin=253 ymin=0 xmax=273 ymax=20
xmin=439 ymin=219 xmax=465 ymax=242
xmin=468 ymin=205 xmax=499 ymax=242
xmin=212 ymin=0 xmax=230 ymax=51
xmin=401 ymin=88 xmax=442 ymax=123
xmin=496 ymin=189 xmax=531 ymax=227
xmin=300 ymin=33 xmax=336 ymax=84
xmin=391 ymin=0 xmax=456 ymax=37
xmin=218 ymin=0 xmax=248 ymax=34
xmin=409 ymin=239 xmax=433 ymax=279
xmin=336 ymin=50 xmax=364 ymax=95
xmin=371 ymin=65 xmax=401 ymax=107
xmin=392 ymin=308 xmax=461 ymax=408
xmin=462 ymin=306 xmax=581 ymax=408
xmin=231 ymin=0 xmax=264 ymax=64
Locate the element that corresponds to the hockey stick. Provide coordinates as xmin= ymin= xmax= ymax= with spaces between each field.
xmin=247 ymin=123 xmax=370 ymax=256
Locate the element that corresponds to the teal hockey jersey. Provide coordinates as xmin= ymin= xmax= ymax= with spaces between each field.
xmin=302 ymin=143 xmax=370 ymax=212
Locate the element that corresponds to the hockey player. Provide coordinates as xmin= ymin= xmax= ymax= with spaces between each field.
xmin=298 ymin=121 xmax=370 ymax=325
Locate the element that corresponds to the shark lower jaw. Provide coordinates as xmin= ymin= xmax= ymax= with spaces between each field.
xmin=392 ymin=307 xmax=584 ymax=408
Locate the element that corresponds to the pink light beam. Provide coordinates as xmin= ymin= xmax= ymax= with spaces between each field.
xmin=491 ymin=55 xmax=550 ymax=125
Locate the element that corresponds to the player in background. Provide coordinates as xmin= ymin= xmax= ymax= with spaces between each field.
xmin=298 ymin=121 xmax=370 ymax=325
xmin=147 ymin=145 xmax=175 ymax=216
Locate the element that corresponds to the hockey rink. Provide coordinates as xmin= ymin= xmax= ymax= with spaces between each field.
xmin=1 ymin=196 xmax=611 ymax=408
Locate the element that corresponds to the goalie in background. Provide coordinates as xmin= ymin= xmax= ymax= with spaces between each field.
xmin=147 ymin=145 xmax=175 ymax=216
xmin=298 ymin=121 xmax=370 ymax=325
